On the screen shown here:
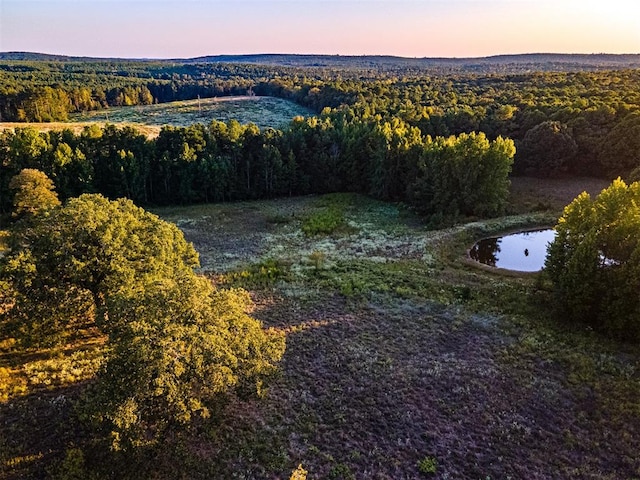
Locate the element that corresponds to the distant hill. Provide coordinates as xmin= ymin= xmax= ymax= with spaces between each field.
xmin=188 ymin=52 xmax=640 ymax=66
xmin=0 ymin=52 xmax=154 ymax=63
xmin=186 ymin=53 xmax=640 ymax=72
xmin=1 ymin=51 xmax=640 ymax=73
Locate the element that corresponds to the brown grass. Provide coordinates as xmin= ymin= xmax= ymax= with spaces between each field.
xmin=0 ymin=122 xmax=162 ymax=138
xmin=508 ymin=175 xmax=611 ymax=213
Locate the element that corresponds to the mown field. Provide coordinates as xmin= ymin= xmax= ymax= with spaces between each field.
xmin=0 ymin=96 xmax=314 ymax=138
xmin=71 ymin=96 xmax=314 ymax=130
xmin=0 ymin=121 xmax=162 ymax=138
xmin=2 ymin=177 xmax=639 ymax=479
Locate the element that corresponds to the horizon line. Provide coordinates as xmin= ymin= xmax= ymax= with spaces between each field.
xmin=2 ymin=51 xmax=640 ymax=62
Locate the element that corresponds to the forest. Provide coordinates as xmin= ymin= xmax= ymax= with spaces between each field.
xmin=2 ymin=55 xmax=640 ymax=212
xmin=1 ymin=54 xmax=640 ymax=479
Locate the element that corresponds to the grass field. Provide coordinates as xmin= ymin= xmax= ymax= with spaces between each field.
xmin=1 ymin=177 xmax=639 ymax=479
xmin=71 ymin=95 xmax=314 ymax=130
xmin=0 ymin=96 xmax=314 ymax=138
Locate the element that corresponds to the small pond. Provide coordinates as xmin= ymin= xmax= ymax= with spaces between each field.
xmin=469 ymin=229 xmax=556 ymax=272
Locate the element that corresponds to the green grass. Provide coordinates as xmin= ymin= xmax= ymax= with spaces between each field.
xmin=418 ymin=456 xmax=437 ymax=475
xmin=2 ymin=180 xmax=640 ymax=479
xmin=70 ymin=96 xmax=314 ymax=130
xmin=301 ymin=206 xmax=346 ymax=236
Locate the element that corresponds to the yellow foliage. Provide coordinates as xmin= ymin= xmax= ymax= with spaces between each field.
xmin=0 ymin=366 xmax=28 ymax=402
xmin=290 ymin=464 xmax=308 ymax=480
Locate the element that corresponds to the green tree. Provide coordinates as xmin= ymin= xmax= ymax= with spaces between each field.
xmin=409 ymin=132 xmax=514 ymax=217
xmin=546 ymin=178 xmax=640 ymax=338
xmin=517 ymin=121 xmax=577 ymax=176
xmin=598 ymin=112 xmax=640 ymax=176
xmin=52 ymin=141 xmax=94 ymax=199
xmin=1 ymin=194 xmax=285 ymax=448
xmin=8 ymin=168 xmax=60 ymax=218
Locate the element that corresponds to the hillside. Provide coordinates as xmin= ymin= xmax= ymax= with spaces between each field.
xmin=2 ymin=51 xmax=640 ymax=73
xmin=188 ymin=53 xmax=640 ymax=72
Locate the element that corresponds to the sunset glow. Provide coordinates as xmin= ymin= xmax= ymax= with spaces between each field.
xmin=1 ymin=0 xmax=638 ymax=58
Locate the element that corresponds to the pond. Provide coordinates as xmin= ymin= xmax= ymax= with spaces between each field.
xmin=469 ymin=229 xmax=556 ymax=272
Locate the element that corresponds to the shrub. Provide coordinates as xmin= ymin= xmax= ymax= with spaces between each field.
xmin=290 ymin=464 xmax=308 ymax=480
xmin=302 ymin=206 xmax=345 ymax=236
xmin=49 ymin=448 xmax=98 ymax=480
xmin=418 ymin=456 xmax=437 ymax=475
xmin=224 ymin=258 xmax=290 ymax=288
xmin=309 ymin=250 xmax=326 ymax=271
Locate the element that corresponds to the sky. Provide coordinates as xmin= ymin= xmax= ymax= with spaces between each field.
xmin=1 ymin=0 xmax=639 ymax=59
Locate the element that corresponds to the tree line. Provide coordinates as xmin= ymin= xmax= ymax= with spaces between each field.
xmin=0 ymin=116 xmax=515 ymax=219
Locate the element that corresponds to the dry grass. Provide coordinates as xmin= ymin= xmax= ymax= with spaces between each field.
xmin=0 ymin=121 xmax=162 ymax=138
xmin=70 ymin=95 xmax=313 ymax=130
xmin=508 ymin=176 xmax=611 ymax=214
xmin=0 ymin=95 xmax=314 ymax=140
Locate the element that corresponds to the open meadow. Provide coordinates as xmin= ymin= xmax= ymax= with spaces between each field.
xmin=70 ymin=96 xmax=314 ymax=130
xmin=1 ymin=177 xmax=638 ymax=479
xmin=0 ymin=96 xmax=314 ymax=138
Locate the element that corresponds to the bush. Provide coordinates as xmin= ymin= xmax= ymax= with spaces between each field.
xmin=224 ymin=258 xmax=290 ymax=288
xmin=302 ymin=206 xmax=345 ymax=235
xmin=418 ymin=456 xmax=437 ymax=475
xmin=289 ymin=464 xmax=308 ymax=480
xmin=49 ymin=448 xmax=98 ymax=480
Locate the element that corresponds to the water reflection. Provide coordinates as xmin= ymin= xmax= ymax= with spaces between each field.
xmin=469 ymin=229 xmax=556 ymax=272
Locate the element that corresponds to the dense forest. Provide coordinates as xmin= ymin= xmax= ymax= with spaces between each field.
xmin=2 ymin=54 xmax=640 ymax=218
xmin=2 ymin=53 xmax=640 ymax=479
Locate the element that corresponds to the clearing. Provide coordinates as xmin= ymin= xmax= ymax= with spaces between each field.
xmin=1 ymin=177 xmax=638 ymax=479
xmin=70 ymin=95 xmax=314 ymax=130
xmin=0 ymin=96 xmax=314 ymax=138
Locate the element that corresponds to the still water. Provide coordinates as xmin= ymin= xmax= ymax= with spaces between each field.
xmin=469 ymin=229 xmax=556 ymax=272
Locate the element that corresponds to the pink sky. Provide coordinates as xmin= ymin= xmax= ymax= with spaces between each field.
xmin=1 ymin=0 xmax=639 ymax=58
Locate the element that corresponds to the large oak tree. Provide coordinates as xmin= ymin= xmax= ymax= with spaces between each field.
xmin=1 ymin=193 xmax=285 ymax=449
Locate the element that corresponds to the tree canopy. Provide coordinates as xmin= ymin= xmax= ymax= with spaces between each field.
xmin=2 ymin=60 xmax=640 ymax=209
xmin=545 ymin=178 xmax=640 ymax=338
xmin=8 ymin=167 xmax=61 ymax=217
xmin=1 ymin=193 xmax=285 ymax=449
xmin=516 ymin=120 xmax=577 ymax=176
xmin=409 ymin=132 xmax=515 ymax=217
